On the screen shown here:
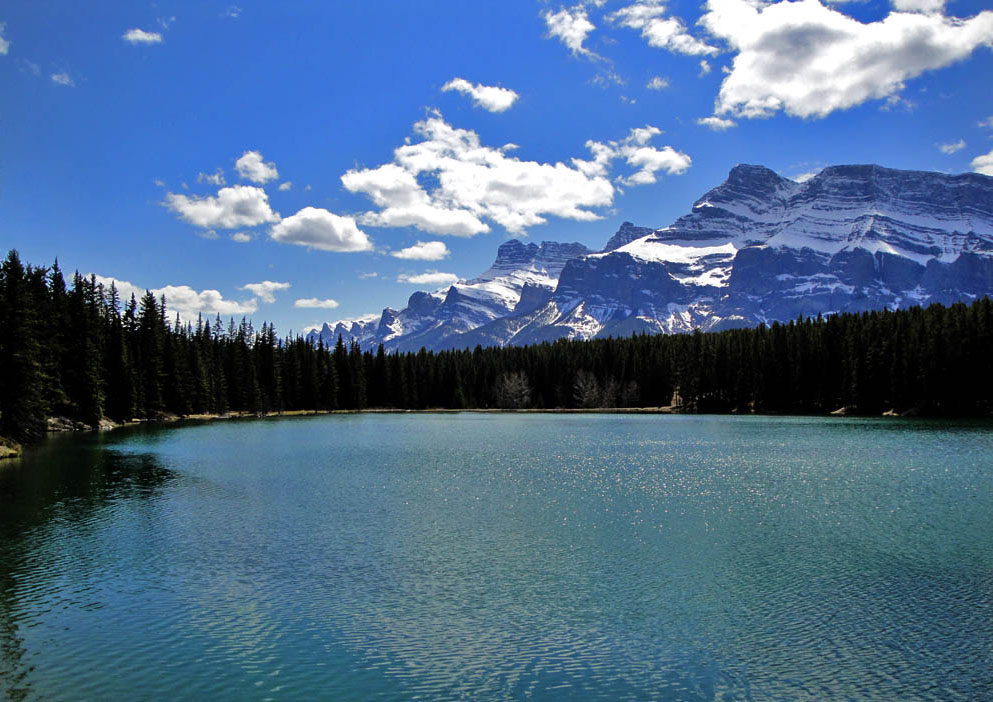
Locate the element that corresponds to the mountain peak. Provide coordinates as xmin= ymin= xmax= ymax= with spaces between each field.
xmin=603 ymin=222 xmax=656 ymax=252
xmin=306 ymin=163 xmax=993 ymax=353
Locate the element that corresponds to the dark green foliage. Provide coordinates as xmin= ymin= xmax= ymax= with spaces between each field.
xmin=1 ymin=248 xmax=992 ymax=444
xmin=0 ymin=252 xmax=50 ymax=442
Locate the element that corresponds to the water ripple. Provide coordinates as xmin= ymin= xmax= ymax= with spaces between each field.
xmin=0 ymin=414 xmax=990 ymax=700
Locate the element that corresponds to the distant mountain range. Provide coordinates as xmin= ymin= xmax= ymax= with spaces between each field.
xmin=308 ymin=164 xmax=993 ymax=352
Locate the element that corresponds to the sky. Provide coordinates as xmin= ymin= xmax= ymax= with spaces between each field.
xmin=2 ymin=0 xmax=992 ymax=336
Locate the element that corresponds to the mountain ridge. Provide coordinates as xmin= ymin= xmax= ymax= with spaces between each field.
xmin=308 ymin=163 xmax=993 ymax=351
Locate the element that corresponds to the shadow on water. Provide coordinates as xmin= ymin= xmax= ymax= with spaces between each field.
xmin=0 ymin=434 xmax=175 ymax=701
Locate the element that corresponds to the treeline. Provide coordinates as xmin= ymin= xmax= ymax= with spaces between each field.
xmin=2 ymin=249 xmax=992 ymax=442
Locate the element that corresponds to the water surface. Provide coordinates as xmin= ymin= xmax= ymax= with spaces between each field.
xmin=1 ymin=414 xmax=990 ymax=700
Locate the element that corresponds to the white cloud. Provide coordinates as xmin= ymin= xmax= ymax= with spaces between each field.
xmin=343 ymin=162 xmax=490 ymax=236
xmin=225 ymin=6 xmax=242 ymax=19
xmin=122 ymin=28 xmax=163 ymax=44
xmin=294 ymin=298 xmax=340 ymax=309
xmin=197 ymin=229 xmax=219 ymax=240
xmin=880 ymin=94 xmax=915 ymax=112
xmin=197 ymin=169 xmax=226 ymax=185
xmin=344 ymin=113 xmax=668 ymax=237
xmin=442 ymin=78 xmax=519 ymax=113
xmin=697 ymin=116 xmax=737 ymax=130
xmin=278 ymin=181 xmax=292 ymax=191
xmin=241 ymin=280 xmax=290 ymax=303
xmin=543 ymin=6 xmax=598 ymax=58
xmin=609 ymin=1 xmax=719 ymax=56
xmin=231 ymin=232 xmax=251 ymax=243
xmin=51 ymin=72 xmax=73 ymax=87
xmin=700 ymin=0 xmax=993 ymax=120
xmin=972 ymin=149 xmax=993 ymax=176
xmin=391 ymin=240 xmax=451 ymax=261
xmin=792 ymin=170 xmax=821 ymax=182
xmin=575 ymin=125 xmax=692 ymax=187
xmin=359 ymin=272 xmax=379 ymax=279
xmin=0 ymin=23 xmax=9 ymax=55
xmin=892 ymin=0 xmax=944 ymax=13
xmin=235 ymin=150 xmax=279 ymax=184
xmin=94 ymin=275 xmax=258 ymax=322
xmin=166 ymin=185 xmax=280 ymax=229
xmin=646 ymin=75 xmax=670 ymax=90
xmin=979 ymin=116 xmax=993 ymax=128
xmin=939 ymin=139 xmax=966 ymax=154
xmin=270 ymin=206 xmax=373 ymax=252
xmin=397 ymin=271 xmax=460 ymax=287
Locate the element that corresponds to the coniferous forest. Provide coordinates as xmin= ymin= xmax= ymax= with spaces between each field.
xmin=1 ymin=249 xmax=992 ymax=444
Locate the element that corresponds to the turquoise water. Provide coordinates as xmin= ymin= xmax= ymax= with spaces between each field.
xmin=0 ymin=414 xmax=991 ymax=701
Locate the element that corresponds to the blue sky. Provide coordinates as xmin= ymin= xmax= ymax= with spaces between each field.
xmin=2 ymin=0 xmax=992 ymax=335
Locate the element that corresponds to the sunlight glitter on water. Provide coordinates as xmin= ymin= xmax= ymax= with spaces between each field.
xmin=1 ymin=414 xmax=991 ymax=701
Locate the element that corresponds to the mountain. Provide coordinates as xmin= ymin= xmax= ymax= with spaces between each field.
xmin=309 ymin=164 xmax=993 ymax=351
xmin=307 ymin=240 xmax=592 ymax=351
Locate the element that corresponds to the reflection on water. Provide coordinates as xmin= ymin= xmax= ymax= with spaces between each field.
xmin=0 ymin=432 xmax=175 ymax=701
xmin=0 ymin=415 xmax=991 ymax=701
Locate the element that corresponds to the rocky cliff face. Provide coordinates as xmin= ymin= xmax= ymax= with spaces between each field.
xmin=307 ymin=239 xmax=592 ymax=351
xmin=309 ymin=164 xmax=993 ymax=351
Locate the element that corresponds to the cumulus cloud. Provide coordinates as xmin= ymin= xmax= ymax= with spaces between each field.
xmin=294 ymin=298 xmax=340 ymax=309
xmin=697 ymin=116 xmax=737 ymax=130
xmin=343 ymin=162 xmax=489 ymax=236
xmin=269 ymin=206 xmax=373 ymax=252
xmin=892 ymin=0 xmax=944 ymax=13
xmin=978 ymin=116 xmax=993 ymax=128
xmin=939 ymin=139 xmax=966 ymax=154
xmin=235 ymin=150 xmax=279 ymax=184
xmin=231 ymin=232 xmax=251 ymax=243
xmin=51 ymin=72 xmax=73 ymax=87
xmin=792 ymin=170 xmax=822 ymax=182
xmin=646 ymin=75 xmax=670 ymax=90
xmin=543 ymin=6 xmax=598 ymax=57
xmin=972 ymin=149 xmax=993 ymax=176
xmin=609 ymin=1 xmax=719 ymax=56
xmin=197 ymin=169 xmax=226 ymax=185
xmin=122 ymin=28 xmax=163 ymax=44
xmin=94 ymin=275 xmax=258 ymax=322
xmin=575 ymin=125 xmax=692 ymax=186
xmin=442 ymin=78 xmax=519 ymax=112
xmin=0 ymin=23 xmax=9 ymax=55
xmin=359 ymin=272 xmax=379 ymax=279
xmin=699 ymin=0 xmax=993 ymax=120
xmin=343 ymin=113 xmax=682 ymax=236
xmin=699 ymin=60 xmax=712 ymax=76
xmin=278 ymin=181 xmax=292 ymax=191
xmin=241 ymin=280 xmax=290 ymax=303
xmin=397 ymin=271 xmax=460 ymax=287
xmin=166 ymin=185 xmax=280 ymax=229
xmin=391 ymin=240 xmax=451 ymax=261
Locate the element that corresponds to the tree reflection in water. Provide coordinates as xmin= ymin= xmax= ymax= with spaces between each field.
xmin=0 ymin=434 xmax=174 ymax=700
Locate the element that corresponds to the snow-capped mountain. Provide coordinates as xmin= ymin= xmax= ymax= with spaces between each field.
xmin=309 ymin=164 xmax=993 ymax=351
xmin=306 ymin=240 xmax=591 ymax=351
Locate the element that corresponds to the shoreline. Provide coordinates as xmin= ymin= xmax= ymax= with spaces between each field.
xmin=4 ymin=404 xmax=984 ymax=459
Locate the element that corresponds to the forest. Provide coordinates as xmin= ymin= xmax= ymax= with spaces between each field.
xmin=2 ymin=248 xmax=992 ymax=444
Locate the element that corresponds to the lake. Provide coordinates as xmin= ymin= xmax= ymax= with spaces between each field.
xmin=0 ymin=414 xmax=990 ymax=701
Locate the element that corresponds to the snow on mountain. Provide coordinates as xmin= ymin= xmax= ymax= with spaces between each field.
xmin=306 ymin=239 xmax=592 ymax=350
xmin=308 ymin=164 xmax=993 ymax=351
